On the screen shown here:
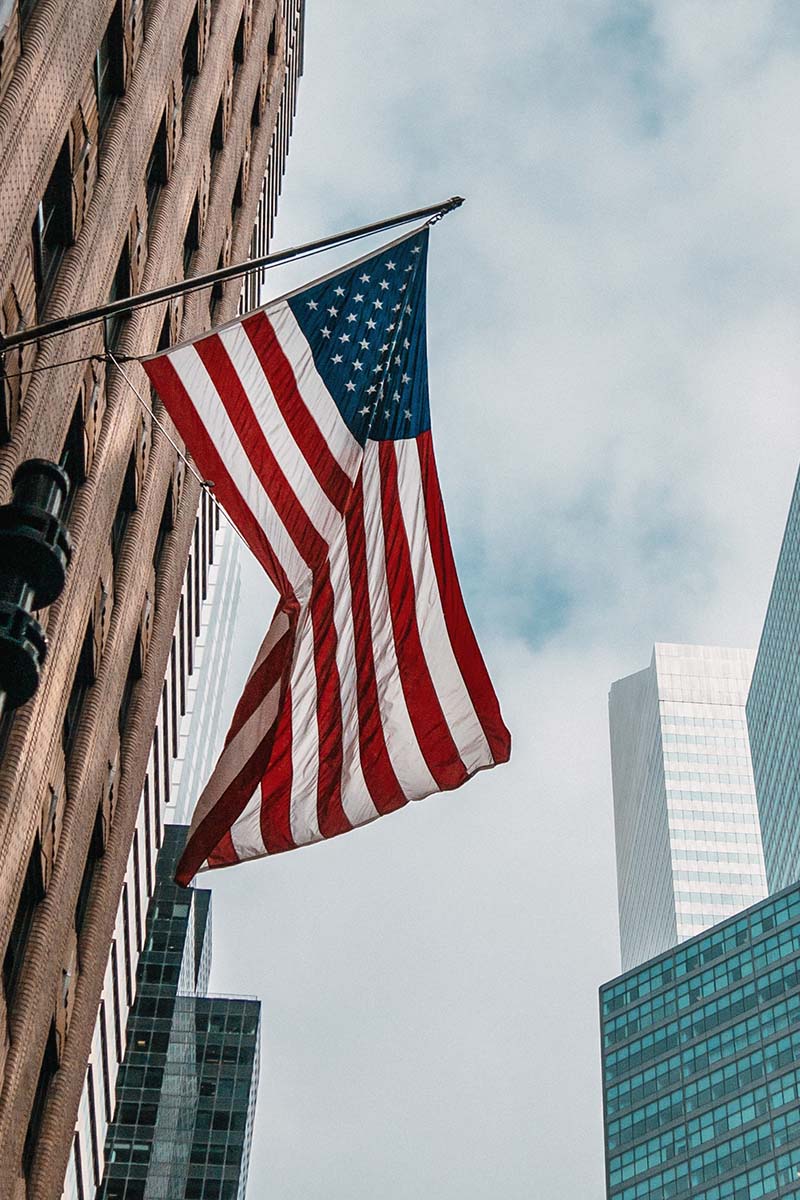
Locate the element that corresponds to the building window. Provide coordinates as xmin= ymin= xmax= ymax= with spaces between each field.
xmin=73 ymin=1134 xmax=85 ymax=1200
xmin=32 ymin=138 xmax=73 ymax=315
xmin=210 ymin=251 xmax=224 ymax=317
xmin=60 ymin=398 xmax=86 ymax=523
xmin=63 ymin=619 xmax=95 ymax=756
xmin=118 ymin=633 xmax=142 ymax=737
xmin=250 ymin=92 xmax=260 ymax=130
xmin=105 ymin=240 xmax=130 ymax=352
xmin=111 ymin=450 xmax=137 ymax=566
xmin=23 ymin=1023 xmax=59 ymax=1175
xmin=98 ymin=1000 xmax=112 ymax=1120
xmin=18 ymin=0 xmax=39 ymax=37
xmin=183 ymin=194 xmax=200 ymax=276
xmin=153 ymin=482 xmax=173 ymax=570
xmin=95 ymin=1 xmax=124 ymax=133
xmin=210 ymin=95 xmax=225 ymax=160
xmin=145 ymin=113 xmax=169 ymax=221
xmin=233 ymin=12 xmax=245 ymax=66
xmin=75 ymin=804 xmax=105 ymax=937
xmin=182 ymin=9 xmax=199 ymax=105
xmin=233 ymin=163 xmax=243 ymax=210
xmin=3 ymin=838 xmax=45 ymax=1009
xmin=268 ymin=14 xmax=276 ymax=56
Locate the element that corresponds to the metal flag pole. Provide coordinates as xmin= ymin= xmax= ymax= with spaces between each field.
xmin=0 ymin=196 xmax=464 ymax=355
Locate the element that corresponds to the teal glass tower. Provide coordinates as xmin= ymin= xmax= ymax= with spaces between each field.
xmin=97 ymin=827 xmax=260 ymax=1200
xmin=747 ymin=466 xmax=800 ymax=894
xmin=600 ymin=880 xmax=800 ymax=1200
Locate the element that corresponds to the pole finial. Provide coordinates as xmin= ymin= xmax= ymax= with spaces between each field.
xmin=428 ymin=196 xmax=466 ymax=226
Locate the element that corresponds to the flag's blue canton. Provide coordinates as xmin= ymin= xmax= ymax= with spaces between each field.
xmin=287 ymin=229 xmax=430 ymax=445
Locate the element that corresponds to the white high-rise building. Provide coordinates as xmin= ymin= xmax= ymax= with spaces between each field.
xmin=63 ymin=503 xmax=242 ymax=1198
xmin=168 ymin=520 xmax=242 ymax=826
xmin=609 ymin=643 xmax=768 ymax=972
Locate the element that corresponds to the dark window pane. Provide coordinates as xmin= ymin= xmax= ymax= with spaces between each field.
xmin=23 ymin=1023 xmax=58 ymax=1175
xmin=60 ymin=397 xmax=86 ymax=522
xmin=105 ymin=241 xmax=131 ymax=351
xmin=183 ymin=195 xmax=200 ymax=277
xmin=3 ymin=838 xmax=45 ymax=1008
xmin=210 ymin=251 xmax=224 ymax=317
xmin=146 ymin=113 xmax=169 ymax=219
xmin=118 ymin=633 xmax=142 ymax=737
xmin=111 ymin=450 xmax=137 ymax=564
xmin=211 ymin=96 xmax=225 ymax=159
xmin=233 ymin=13 xmax=245 ymax=65
xmin=32 ymin=138 xmax=72 ymax=315
xmin=75 ymin=805 xmax=105 ymax=936
xmin=18 ymin=0 xmax=38 ymax=36
xmin=182 ymin=9 xmax=199 ymax=102
xmin=63 ymin=618 xmax=95 ymax=756
xmin=95 ymin=1 xmax=124 ymax=132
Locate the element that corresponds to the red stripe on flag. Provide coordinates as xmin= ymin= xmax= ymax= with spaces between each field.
xmin=224 ymin=625 xmax=293 ymax=747
xmin=193 ymin=336 xmax=328 ymax=571
xmin=143 ymin=354 xmax=293 ymax=600
xmin=378 ymin=442 xmax=467 ymax=791
xmin=344 ymin=474 xmax=407 ymax=814
xmin=174 ymin=683 xmax=287 ymax=886
xmin=175 ymin=610 xmax=296 ymax=884
xmin=259 ymin=688 xmax=296 ymax=853
xmin=417 ymin=432 xmax=511 ymax=764
xmin=243 ymin=311 xmax=353 ymax=513
xmin=206 ymin=830 xmax=238 ymax=871
xmin=194 ymin=336 xmax=350 ymax=840
xmin=307 ymin=568 xmax=352 ymax=839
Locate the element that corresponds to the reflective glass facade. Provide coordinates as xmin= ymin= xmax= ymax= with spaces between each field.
xmin=747 ymin=466 xmax=800 ymax=894
xmin=98 ymin=827 xmax=260 ymax=1200
xmin=610 ymin=645 xmax=767 ymax=971
xmin=600 ymin=880 xmax=800 ymax=1200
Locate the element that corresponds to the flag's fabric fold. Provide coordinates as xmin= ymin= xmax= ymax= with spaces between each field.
xmin=144 ymin=228 xmax=510 ymax=885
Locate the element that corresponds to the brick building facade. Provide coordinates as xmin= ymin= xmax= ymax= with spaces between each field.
xmin=0 ymin=0 xmax=303 ymax=1194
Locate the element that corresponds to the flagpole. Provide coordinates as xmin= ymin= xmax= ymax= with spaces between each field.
xmin=0 ymin=197 xmax=464 ymax=354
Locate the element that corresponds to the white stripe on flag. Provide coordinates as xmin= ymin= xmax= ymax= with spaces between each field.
xmin=361 ymin=442 xmax=438 ymax=799
xmin=393 ymin=440 xmax=493 ymax=775
xmin=218 ymin=324 xmax=343 ymax=546
xmin=229 ymin=786 xmax=269 ymax=862
xmin=287 ymin=606 xmax=324 ymax=846
xmin=192 ymin=668 xmax=283 ymax=848
xmin=328 ymin=520 xmax=380 ymax=828
xmin=169 ymin=344 xmax=311 ymax=601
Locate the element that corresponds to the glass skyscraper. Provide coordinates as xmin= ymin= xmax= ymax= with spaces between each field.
xmin=600 ymin=880 xmax=800 ymax=1200
xmin=97 ymin=827 xmax=260 ymax=1200
xmin=747 ymin=465 xmax=800 ymax=894
xmin=609 ymin=644 xmax=767 ymax=971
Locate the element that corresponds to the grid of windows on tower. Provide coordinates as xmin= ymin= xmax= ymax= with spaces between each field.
xmin=747 ymin=466 xmax=800 ymax=895
xmin=96 ymin=826 xmax=260 ymax=1200
xmin=600 ymin=882 xmax=800 ymax=1200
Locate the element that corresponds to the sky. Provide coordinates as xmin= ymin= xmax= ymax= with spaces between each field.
xmin=204 ymin=3 xmax=800 ymax=1197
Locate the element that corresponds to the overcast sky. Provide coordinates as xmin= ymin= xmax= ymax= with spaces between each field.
xmin=205 ymin=4 xmax=800 ymax=1197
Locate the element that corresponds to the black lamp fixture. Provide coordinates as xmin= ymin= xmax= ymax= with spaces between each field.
xmin=0 ymin=459 xmax=72 ymax=721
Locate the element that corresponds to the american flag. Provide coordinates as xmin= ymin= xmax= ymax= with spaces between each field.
xmin=144 ymin=228 xmax=510 ymax=885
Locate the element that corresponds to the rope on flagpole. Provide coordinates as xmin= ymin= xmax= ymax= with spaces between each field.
xmin=106 ymin=352 xmax=251 ymax=554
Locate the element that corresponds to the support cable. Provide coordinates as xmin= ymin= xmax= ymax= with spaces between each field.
xmin=106 ymin=352 xmax=249 ymax=554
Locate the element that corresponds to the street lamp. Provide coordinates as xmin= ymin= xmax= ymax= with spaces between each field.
xmin=0 ymin=459 xmax=72 ymax=720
